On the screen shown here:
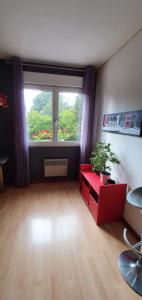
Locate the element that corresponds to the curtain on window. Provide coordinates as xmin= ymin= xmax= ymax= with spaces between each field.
xmin=12 ymin=57 xmax=29 ymax=187
xmin=80 ymin=66 xmax=96 ymax=163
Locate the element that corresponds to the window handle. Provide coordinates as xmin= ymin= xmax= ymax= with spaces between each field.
xmin=55 ymin=119 xmax=58 ymax=127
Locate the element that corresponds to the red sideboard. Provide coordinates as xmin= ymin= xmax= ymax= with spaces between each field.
xmin=80 ymin=164 xmax=127 ymax=225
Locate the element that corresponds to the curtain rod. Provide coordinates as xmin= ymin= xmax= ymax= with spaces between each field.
xmin=1 ymin=58 xmax=85 ymax=72
xmin=23 ymin=61 xmax=85 ymax=72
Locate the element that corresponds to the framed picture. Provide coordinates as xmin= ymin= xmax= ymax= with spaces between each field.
xmin=102 ymin=110 xmax=142 ymax=137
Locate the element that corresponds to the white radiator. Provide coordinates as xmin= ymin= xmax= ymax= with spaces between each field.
xmin=44 ymin=159 xmax=68 ymax=177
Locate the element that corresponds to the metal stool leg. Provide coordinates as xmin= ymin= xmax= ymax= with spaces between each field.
xmin=118 ymin=228 xmax=142 ymax=296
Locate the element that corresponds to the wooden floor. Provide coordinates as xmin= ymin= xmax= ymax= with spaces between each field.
xmin=0 ymin=182 xmax=140 ymax=300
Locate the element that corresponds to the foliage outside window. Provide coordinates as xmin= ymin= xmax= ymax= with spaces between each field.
xmin=24 ymin=88 xmax=83 ymax=144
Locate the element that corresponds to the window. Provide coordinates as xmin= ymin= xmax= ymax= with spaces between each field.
xmin=24 ymin=87 xmax=83 ymax=146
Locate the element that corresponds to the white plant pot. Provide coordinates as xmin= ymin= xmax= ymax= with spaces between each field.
xmin=100 ymin=173 xmax=110 ymax=185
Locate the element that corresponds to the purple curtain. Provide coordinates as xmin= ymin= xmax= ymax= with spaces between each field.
xmin=80 ymin=66 xmax=96 ymax=163
xmin=12 ymin=57 xmax=29 ymax=187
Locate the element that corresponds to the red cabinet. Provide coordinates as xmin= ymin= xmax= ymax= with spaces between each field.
xmin=80 ymin=164 xmax=127 ymax=225
xmin=81 ymin=181 xmax=90 ymax=205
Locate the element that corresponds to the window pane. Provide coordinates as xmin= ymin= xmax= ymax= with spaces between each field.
xmin=24 ymin=89 xmax=53 ymax=142
xmin=58 ymin=92 xmax=83 ymax=142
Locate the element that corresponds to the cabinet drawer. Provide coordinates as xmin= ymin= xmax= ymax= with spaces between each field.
xmin=81 ymin=181 xmax=89 ymax=205
xmin=89 ymin=194 xmax=98 ymax=221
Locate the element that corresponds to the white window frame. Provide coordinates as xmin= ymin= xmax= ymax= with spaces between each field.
xmin=24 ymin=84 xmax=83 ymax=147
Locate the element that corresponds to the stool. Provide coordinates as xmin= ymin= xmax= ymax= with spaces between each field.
xmin=118 ymin=187 xmax=142 ymax=296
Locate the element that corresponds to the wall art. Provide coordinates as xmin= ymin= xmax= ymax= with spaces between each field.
xmin=102 ymin=110 xmax=142 ymax=136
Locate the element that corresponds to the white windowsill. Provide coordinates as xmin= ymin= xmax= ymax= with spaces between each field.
xmin=28 ymin=141 xmax=80 ymax=147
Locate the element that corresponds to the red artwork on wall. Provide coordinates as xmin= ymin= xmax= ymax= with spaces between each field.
xmin=0 ymin=92 xmax=8 ymax=108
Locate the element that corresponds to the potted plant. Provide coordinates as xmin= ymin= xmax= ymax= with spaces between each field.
xmin=90 ymin=142 xmax=120 ymax=184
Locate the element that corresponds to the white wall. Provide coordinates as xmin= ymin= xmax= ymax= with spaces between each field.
xmin=95 ymin=30 xmax=142 ymax=236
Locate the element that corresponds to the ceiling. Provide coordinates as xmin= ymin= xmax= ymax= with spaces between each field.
xmin=0 ymin=0 xmax=142 ymax=67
